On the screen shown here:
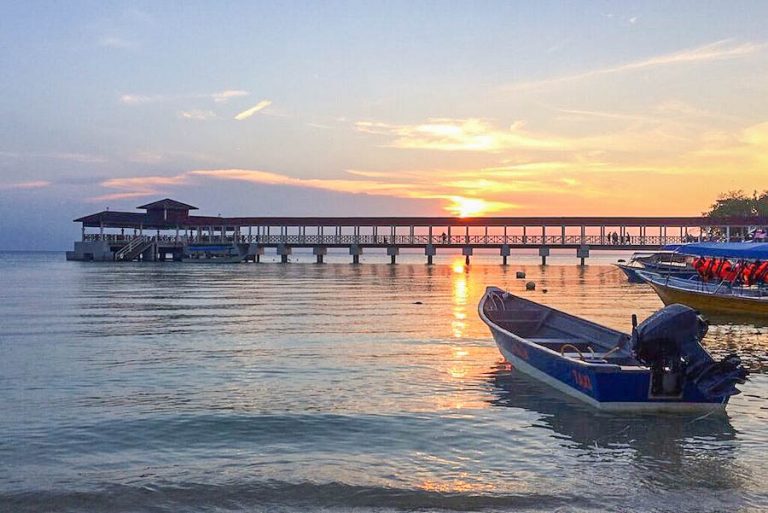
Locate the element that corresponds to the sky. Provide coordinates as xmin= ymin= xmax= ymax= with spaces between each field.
xmin=1 ymin=1 xmax=768 ymax=249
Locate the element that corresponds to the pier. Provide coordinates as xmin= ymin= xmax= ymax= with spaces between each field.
xmin=67 ymin=199 xmax=768 ymax=264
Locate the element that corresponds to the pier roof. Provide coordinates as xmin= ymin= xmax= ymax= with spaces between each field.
xmin=73 ymin=198 xmax=768 ymax=228
xmin=138 ymin=199 xmax=198 ymax=210
xmin=74 ymin=211 xmax=146 ymax=225
xmin=73 ymin=212 xmax=768 ymax=229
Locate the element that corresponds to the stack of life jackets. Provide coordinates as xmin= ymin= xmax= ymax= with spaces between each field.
xmin=693 ymin=257 xmax=768 ymax=285
xmin=740 ymin=261 xmax=768 ymax=286
xmin=692 ymin=257 xmax=731 ymax=282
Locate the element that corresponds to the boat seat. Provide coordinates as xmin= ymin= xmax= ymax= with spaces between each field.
xmin=562 ymin=352 xmax=610 ymax=363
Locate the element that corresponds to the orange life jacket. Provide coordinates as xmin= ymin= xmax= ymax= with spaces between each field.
xmin=722 ymin=261 xmax=741 ymax=282
xmin=697 ymin=258 xmax=715 ymax=281
xmin=754 ymin=261 xmax=768 ymax=284
xmin=718 ymin=260 xmax=732 ymax=280
xmin=742 ymin=262 xmax=758 ymax=286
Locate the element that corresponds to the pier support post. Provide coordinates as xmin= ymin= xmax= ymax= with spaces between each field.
xmin=277 ymin=244 xmax=291 ymax=263
xmin=577 ymin=245 xmax=590 ymax=266
xmin=462 ymin=246 xmax=473 ymax=266
xmin=387 ymin=245 xmax=399 ymax=264
xmin=248 ymin=244 xmax=264 ymax=263
xmin=538 ymin=246 xmax=550 ymax=266
xmin=500 ymin=244 xmax=510 ymax=266
xmin=425 ymin=244 xmax=436 ymax=265
xmin=313 ymin=245 xmax=327 ymax=264
xmin=350 ymin=244 xmax=363 ymax=264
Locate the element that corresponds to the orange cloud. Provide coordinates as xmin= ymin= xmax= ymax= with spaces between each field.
xmin=355 ymin=118 xmax=565 ymax=152
xmin=91 ymin=174 xmax=189 ymax=202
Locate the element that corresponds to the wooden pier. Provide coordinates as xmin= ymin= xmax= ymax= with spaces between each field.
xmin=67 ymin=198 xmax=768 ymax=265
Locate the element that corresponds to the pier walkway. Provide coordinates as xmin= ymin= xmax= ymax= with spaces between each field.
xmin=67 ymin=199 xmax=768 ymax=264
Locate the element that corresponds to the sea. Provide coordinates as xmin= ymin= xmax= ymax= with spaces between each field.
xmin=1 ymin=250 xmax=766 ymax=513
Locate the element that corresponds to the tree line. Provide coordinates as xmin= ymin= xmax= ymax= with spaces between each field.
xmin=704 ymin=190 xmax=768 ymax=218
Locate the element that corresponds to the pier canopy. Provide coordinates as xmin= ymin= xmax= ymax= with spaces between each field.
xmin=138 ymin=199 xmax=198 ymax=224
xmin=674 ymin=242 xmax=768 ymax=259
xmin=75 ymin=198 xmax=198 ymax=228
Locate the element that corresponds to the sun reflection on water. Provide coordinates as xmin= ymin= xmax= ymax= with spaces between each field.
xmin=451 ymin=259 xmax=469 ymax=339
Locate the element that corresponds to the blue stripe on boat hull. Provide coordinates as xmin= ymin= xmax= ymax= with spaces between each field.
xmin=488 ymin=325 xmax=726 ymax=412
xmin=615 ymin=264 xmax=646 ymax=283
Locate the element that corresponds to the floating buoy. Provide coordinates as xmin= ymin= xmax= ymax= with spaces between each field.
xmin=413 ymin=301 xmax=423 ymax=305
xmin=516 ymin=271 xmax=526 ymax=279
xmin=525 ymin=281 xmax=536 ymax=291
xmin=542 ymin=289 xmax=548 ymax=294
xmin=617 ymin=259 xmax=626 ymax=263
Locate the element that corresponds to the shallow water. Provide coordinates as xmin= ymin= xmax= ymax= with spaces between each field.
xmin=1 ymin=251 xmax=766 ymax=512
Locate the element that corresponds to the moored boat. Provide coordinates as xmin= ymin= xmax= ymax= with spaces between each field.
xmin=182 ymin=243 xmax=246 ymax=263
xmin=479 ymin=286 xmax=747 ymax=411
xmin=638 ymin=242 xmax=768 ymax=318
xmin=615 ymin=251 xmax=696 ymax=283
xmin=638 ymin=271 xmax=768 ymax=318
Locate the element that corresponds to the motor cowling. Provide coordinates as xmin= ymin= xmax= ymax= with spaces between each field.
xmin=630 ymin=304 xmax=748 ymax=399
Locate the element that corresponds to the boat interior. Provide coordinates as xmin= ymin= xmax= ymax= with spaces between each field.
xmin=483 ymin=290 xmax=637 ymax=366
xmin=649 ymin=273 xmax=768 ymax=298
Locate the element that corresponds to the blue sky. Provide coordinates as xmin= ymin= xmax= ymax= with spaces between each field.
xmin=1 ymin=1 xmax=768 ymax=249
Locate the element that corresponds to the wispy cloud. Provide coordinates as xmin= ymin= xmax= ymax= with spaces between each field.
xmin=98 ymin=36 xmax=137 ymax=49
xmin=0 ymin=150 xmax=107 ymax=163
xmin=234 ymin=100 xmax=272 ymax=120
xmin=120 ymin=94 xmax=160 ymax=105
xmin=506 ymin=39 xmax=763 ymax=90
xmin=212 ymin=90 xmax=248 ymax=103
xmin=355 ymin=118 xmax=566 ymax=152
xmin=92 ymin=174 xmax=189 ymax=201
xmin=178 ymin=110 xmax=217 ymax=121
xmin=0 ymin=180 xmax=51 ymax=190
xmin=50 ymin=152 xmax=108 ymax=163
xmin=190 ymin=168 xmax=411 ymax=195
xmin=555 ymin=108 xmax=656 ymax=123
xmin=120 ymin=90 xmax=250 ymax=105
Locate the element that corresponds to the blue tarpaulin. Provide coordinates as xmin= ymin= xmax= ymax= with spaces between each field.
xmin=672 ymin=242 xmax=768 ymax=259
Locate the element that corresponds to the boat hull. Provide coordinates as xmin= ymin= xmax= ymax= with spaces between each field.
xmin=645 ymin=279 xmax=768 ymax=318
xmin=479 ymin=288 xmax=728 ymax=412
xmin=615 ymin=263 xmax=696 ymax=283
xmin=615 ymin=263 xmax=646 ymax=283
xmin=488 ymin=327 xmax=724 ymax=412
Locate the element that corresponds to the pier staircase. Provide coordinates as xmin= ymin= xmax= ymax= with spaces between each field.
xmin=114 ymin=236 xmax=155 ymax=261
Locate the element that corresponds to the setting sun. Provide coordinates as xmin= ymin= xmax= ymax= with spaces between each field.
xmin=447 ymin=197 xmax=491 ymax=217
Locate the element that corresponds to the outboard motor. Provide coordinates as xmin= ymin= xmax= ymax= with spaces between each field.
xmin=630 ymin=304 xmax=748 ymax=399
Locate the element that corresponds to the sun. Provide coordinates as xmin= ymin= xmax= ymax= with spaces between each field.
xmin=447 ymin=196 xmax=491 ymax=217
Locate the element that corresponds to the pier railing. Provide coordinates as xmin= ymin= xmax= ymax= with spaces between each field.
xmin=86 ymin=233 xmax=694 ymax=247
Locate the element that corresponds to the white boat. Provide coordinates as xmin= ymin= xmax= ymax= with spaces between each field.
xmin=615 ymin=251 xmax=696 ymax=283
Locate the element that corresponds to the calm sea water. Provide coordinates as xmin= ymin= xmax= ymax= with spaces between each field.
xmin=1 ymin=251 xmax=766 ymax=512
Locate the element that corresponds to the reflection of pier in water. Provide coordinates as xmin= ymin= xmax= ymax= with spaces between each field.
xmin=67 ymin=198 xmax=768 ymax=265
